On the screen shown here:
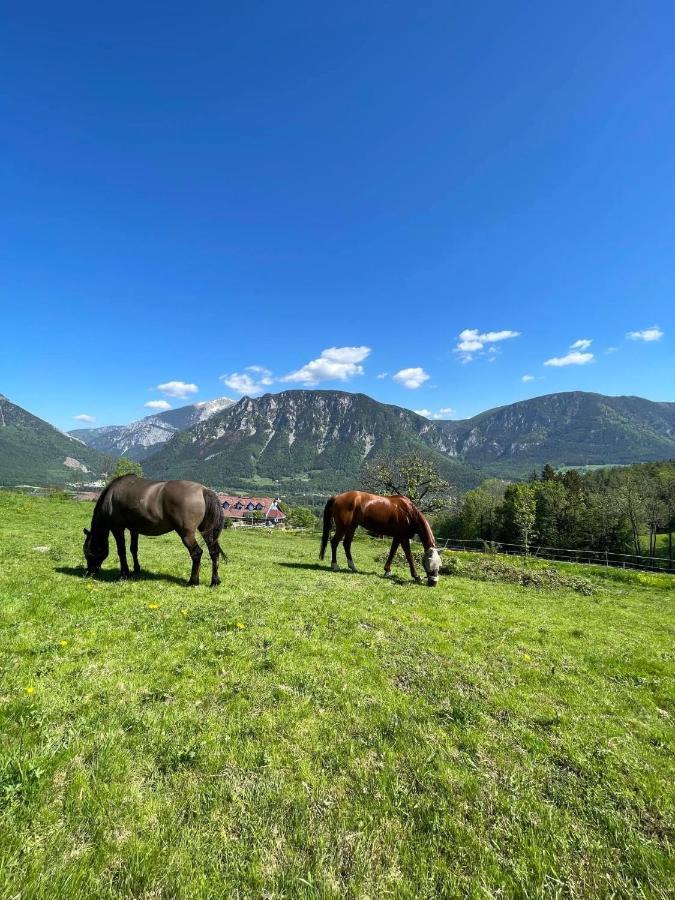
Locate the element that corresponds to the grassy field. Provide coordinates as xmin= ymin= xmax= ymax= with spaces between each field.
xmin=0 ymin=492 xmax=673 ymax=898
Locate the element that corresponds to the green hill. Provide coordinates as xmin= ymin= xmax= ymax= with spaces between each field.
xmin=0 ymin=394 xmax=107 ymax=486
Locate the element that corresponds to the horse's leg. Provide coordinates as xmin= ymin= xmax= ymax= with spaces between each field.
xmin=383 ymin=538 xmax=400 ymax=577
xmin=112 ymin=528 xmax=131 ymax=580
xmin=343 ymin=525 xmax=358 ymax=572
xmin=401 ymin=537 xmax=421 ymax=582
xmin=203 ymin=533 xmax=222 ymax=588
xmin=129 ymin=530 xmax=141 ymax=578
xmin=330 ymin=524 xmax=346 ymax=571
xmin=178 ymin=529 xmax=203 ymax=586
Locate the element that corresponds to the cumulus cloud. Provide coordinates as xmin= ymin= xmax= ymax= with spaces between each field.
xmin=144 ymin=400 xmax=172 ymax=411
xmin=220 ymin=366 xmax=274 ymax=396
xmin=282 ymin=346 xmax=371 ymax=386
xmin=73 ymin=413 xmax=95 ymax=423
xmin=392 ymin=367 xmax=430 ymax=389
xmin=570 ymin=338 xmax=592 ymax=351
xmin=521 ymin=374 xmax=535 ymax=382
xmin=414 ymin=405 xmax=455 ymax=420
xmin=544 ymin=351 xmax=594 ymax=367
xmin=454 ymin=328 xmax=520 ymax=362
xmin=627 ymin=326 xmax=663 ymax=342
xmin=156 ymin=380 xmax=199 ymax=398
xmin=376 ymin=372 xmax=388 ymax=379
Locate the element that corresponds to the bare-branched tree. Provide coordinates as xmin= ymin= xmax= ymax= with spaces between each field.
xmin=360 ymin=453 xmax=455 ymax=513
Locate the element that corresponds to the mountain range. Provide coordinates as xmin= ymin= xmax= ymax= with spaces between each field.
xmin=69 ymin=397 xmax=235 ymax=461
xmin=2 ymin=389 xmax=673 ymax=492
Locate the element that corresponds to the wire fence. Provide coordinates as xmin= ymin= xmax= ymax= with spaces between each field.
xmin=434 ymin=538 xmax=675 ymax=574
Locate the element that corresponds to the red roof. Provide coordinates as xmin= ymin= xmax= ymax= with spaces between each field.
xmin=216 ymin=493 xmax=286 ymax=520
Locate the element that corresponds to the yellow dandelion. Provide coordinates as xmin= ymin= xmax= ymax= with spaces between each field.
xmin=148 ymin=603 xmax=159 ymax=610
xmin=59 ymin=640 xmax=69 ymax=647
xmin=180 ymin=608 xmax=188 ymax=616
xmin=25 ymin=686 xmax=36 ymax=695
xmin=522 ymin=653 xmax=532 ymax=662
xmin=236 ymin=622 xmax=246 ymax=630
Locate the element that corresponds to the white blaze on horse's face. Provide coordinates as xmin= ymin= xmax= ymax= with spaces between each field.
xmin=423 ymin=547 xmax=441 ymax=586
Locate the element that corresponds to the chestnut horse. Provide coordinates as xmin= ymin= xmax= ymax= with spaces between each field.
xmin=320 ymin=491 xmax=442 ymax=586
xmin=83 ymin=475 xmax=225 ymax=586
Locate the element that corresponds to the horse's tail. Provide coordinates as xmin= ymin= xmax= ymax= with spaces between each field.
xmin=319 ymin=497 xmax=335 ymax=560
xmin=200 ymin=488 xmax=226 ymax=559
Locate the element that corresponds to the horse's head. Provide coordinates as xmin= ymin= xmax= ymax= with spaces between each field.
xmin=83 ymin=527 xmax=108 ymax=574
xmin=422 ymin=547 xmax=441 ymax=586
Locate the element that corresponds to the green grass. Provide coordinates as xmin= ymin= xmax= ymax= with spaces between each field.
xmin=0 ymin=493 xmax=673 ymax=898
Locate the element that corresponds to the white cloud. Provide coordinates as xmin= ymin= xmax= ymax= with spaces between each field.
xmin=570 ymin=338 xmax=592 ymax=351
xmin=221 ymin=365 xmax=274 ymax=396
xmin=605 ymin=346 xmax=618 ymax=354
xmin=414 ymin=405 xmax=455 ymax=420
xmin=544 ymin=351 xmax=594 ymax=367
xmin=376 ymin=372 xmax=388 ymax=379
xmin=156 ymin=380 xmax=199 ymax=398
xmin=521 ymin=374 xmax=535 ymax=382
xmin=282 ymin=346 xmax=371 ymax=386
xmin=393 ymin=367 xmax=430 ymax=389
xmin=73 ymin=413 xmax=95 ymax=423
xmin=627 ymin=326 xmax=663 ymax=342
xmin=144 ymin=400 xmax=172 ymax=411
xmin=454 ymin=328 xmax=520 ymax=361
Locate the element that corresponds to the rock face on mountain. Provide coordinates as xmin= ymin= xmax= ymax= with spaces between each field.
xmin=70 ymin=397 xmax=235 ymax=461
xmin=0 ymin=394 xmax=107 ymax=485
xmin=143 ymin=390 xmax=476 ymax=491
xmin=435 ymin=392 xmax=675 ymax=474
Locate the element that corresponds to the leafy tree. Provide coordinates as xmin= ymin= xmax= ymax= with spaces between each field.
xmin=360 ymin=453 xmax=454 ymax=513
xmin=286 ymin=506 xmax=317 ymax=529
xmin=107 ymin=457 xmax=143 ymax=484
xmin=504 ymin=483 xmax=537 ymax=555
xmin=459 ymin=479 xmax=506 ymax=540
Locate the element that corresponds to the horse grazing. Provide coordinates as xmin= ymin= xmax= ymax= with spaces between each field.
xmin=83 ymin=475 xmax=226 ymax=586
xmin=320 ymin=491 xmax=442 ymax=586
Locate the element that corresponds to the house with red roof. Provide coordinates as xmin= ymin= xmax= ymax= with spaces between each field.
xmin=216 ymin=494 xmax=286 ymax=526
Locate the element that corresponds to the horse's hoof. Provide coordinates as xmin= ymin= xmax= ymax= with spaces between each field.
xmin=331 ymin=563 xmax=339 ymax=572
xmin=383 ymin=571 xmax=393 ymax=578
xmin=210 ymin=579 xmax=221 ymax=588
xmin=187 ymin=580 xmax=199 ymax=588
xmin=119 ymin=573 xmax=129 ymax=581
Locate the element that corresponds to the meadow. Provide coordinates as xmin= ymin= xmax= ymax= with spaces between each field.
xmin=0 ymin=492 xmax=673 ymax=898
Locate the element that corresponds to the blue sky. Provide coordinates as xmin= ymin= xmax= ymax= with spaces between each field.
xmin=1 ymin=2 xmax=673 ymax=430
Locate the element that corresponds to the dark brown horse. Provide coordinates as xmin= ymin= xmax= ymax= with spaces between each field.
xmin=320 ymin=491 xmax=442 ymax=586
xmin=83 ymin=475 xmax=225 ymax=586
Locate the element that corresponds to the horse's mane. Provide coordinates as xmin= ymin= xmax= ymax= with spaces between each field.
xmin=92 ymin=475 xmax=134 ymax=523
xmin=405 ymin=499 xmax=436 ymax=548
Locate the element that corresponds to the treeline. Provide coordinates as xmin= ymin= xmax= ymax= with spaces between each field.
xmin=434 ymin=460 xmax=675 ymax=560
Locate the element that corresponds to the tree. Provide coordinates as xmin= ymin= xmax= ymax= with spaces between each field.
xmin=107 ymin=457 xmax=143 ymax=484
xmin=459 ymin=479 xmax=506 ymax=540
xmin=286 ymin=505 xmax=317 ymax=529
xmin=507 ymin=483 xmax=537 ymax=555
xmin=360 ymin=453 xmax=454 ymax=513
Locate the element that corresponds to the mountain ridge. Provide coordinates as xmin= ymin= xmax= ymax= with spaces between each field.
xmin=69 ymin=396 xmax=235 ymax=461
